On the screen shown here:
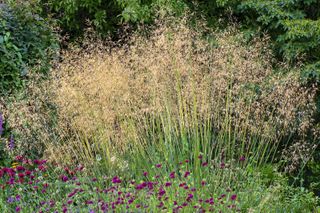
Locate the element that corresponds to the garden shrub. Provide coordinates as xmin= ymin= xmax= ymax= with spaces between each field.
xmin=41 ymin=0 xmax=187 ymax=37
xmin=238 ymin=0 xmax=320 ymax=81
xmin=0 ymin=1 xmax=58 ymax=95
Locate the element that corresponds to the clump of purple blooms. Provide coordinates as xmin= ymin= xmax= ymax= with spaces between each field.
xmin=0 ymin=155 xmax=243 ymax=212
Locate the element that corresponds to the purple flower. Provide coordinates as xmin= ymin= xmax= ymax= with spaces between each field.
xmin=239 ymin=156 xmax=246 ymax=162
xmin=156 ymin=164 xmax=162 ymax=168
xmin=112 ymin=176 xmax=121 ymax=184
xmin=15 ymin=206 xmax=21 ymax=212
xmin=89 ymin=210 xmax=95 ymax=213
xmin=158 ymin=188 xmax=166 ymax=197
xmin=8 ymin=177 xmax=15 ymax=185
xmin=7 ymin=197 xmax=15 ymax=203
xmin=8 ymin=135 xmax=14 ymax=150
xmin=184 ymin=171 xmax=190 ymax=178
xmin=0 ymin=113 xmax=3 ymax=135
xmin=220 ymin=162 xmax=225 ymax=169
xmin=85 ymin=200 xmax=94 ymax=205
xmin=156 ymin=202 xmax=164 ymax=208
xmin=230 ymin=194 xmax=237 ymax=201
xmin=165 ymin=182 xmax=172 ymax=187
xmin=201 ymin=162 xmax=208 ymax=167
xmin=62 ymin=207 xmax=67 ymax=213
xmin=15 ymin=195 xmax=21 ymax=202
xmin=187 ymin=194 xmax=194 ymax=202
xmin=169 ymin=172 xmax=175 ymax=179
xmin=143 ymin=171 xmax=148 ymax=177
xmin=61 ymin=175 xmax=68 ymax=182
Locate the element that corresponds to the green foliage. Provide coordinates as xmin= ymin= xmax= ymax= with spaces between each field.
xmin=41 ymin=0 xmax=187 ymax=36
xmin=0 ymin=1 xmax=58 ymax=95
xmin=237 ymin=0 xmax=320 ymax=81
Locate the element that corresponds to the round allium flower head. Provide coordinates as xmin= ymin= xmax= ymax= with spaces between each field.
xmin=230 ymin=194 xmax=237 ymax=201
xmin=239 ymin=156 xmax=246 ymax=162
xmin=201 ymin=162 xmax=208 ymax=167
xmin=61 ymin=175 xmax=68 ymax=182
xmin=16 ymin=166 xmax=25 ymax=171
xmin=169 ymin=172 xmax=175 ymax=179
xmin=220 ymin=162 xmax=225 ymax=169
xmin=143 ymin=171 xmax=148 ymax=177
xmin=184 ymin=171 xmax=190 ymax=178
xmin=165 ymin=182 xmax=172 ymax=187
xmin=112 ymin=176 xmax=121 ymax=184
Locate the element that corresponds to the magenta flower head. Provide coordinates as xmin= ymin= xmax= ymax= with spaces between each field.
xmin=15 ymin=206 xmax=21 ymax=212
xmin=16 ymin=166 xmax=25 ymax=171
xmin=230 ymin=194 xmax=237 ymax=201
xmin=156 ymin=164 xmax=162 ymax=168
xmin=184 ymin=171 xmax=190 ymax=178
xmin=0 ymin=113 xmax=3 ymax=135
xmin=239 ymin=156 xmax=246 ymax=162
xmin=220 ymin=162 xmax=225 ymax=169
xmin=143 ymin=171 xmax=148 ymax=177
xmin=85 ymin=200 xmax=94 ymax=205
xmin=112 ymin=176 xmax=121 ymax=184
xmin=187 ymin=194 xmax=194 ymax=202
xmin=61 ymin=175 xmax=68 ymax=182
xmin=156 ymin=202 xmax=164 ymax=208
xmin=201 ymin=162 xmax=208 ymax=167
xmin=169 ymin=172 xmax=175 ymax=179
xmin=165 ymin=182 xmax=172 ymax=187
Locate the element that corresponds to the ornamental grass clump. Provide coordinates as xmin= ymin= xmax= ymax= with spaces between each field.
xmin=48 ymin=16 xmax=317 ymax=174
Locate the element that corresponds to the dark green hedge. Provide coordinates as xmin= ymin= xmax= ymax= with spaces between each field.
xmin=0 ymin=2 xmax=58 ymax=95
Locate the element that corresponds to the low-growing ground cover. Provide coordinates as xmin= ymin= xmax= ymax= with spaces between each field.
xmin=1 ymin=155 xmax=318 ymax=212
